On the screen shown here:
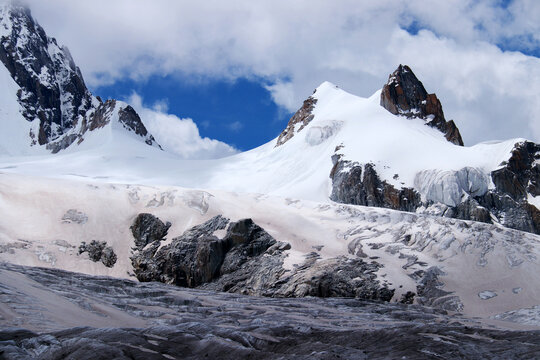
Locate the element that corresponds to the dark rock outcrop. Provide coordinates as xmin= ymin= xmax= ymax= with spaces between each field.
xmin=491 ymin=141 xmax=540 ymax=200
xmin=0 ymin=4 xmax=160 ymax=152
xmin=330 ymin=155 xmax=422 ymax=212
xmin=275 ymin=96 xmax=317 ymax=146
xmin=453 ymin=197 xmax=491 ymax=223
xmin=330 ymin=140 xmax=540 ymax=235
xmin=0 ymin=5 xmax=93 ymax=146
xmin=275 ymin=256 xmax=394 ymax=300
xmin=78 ymin=240 xmax=117 ymax=268
xmin=475 ymin=141 xmax=540 ymax=234
xmin=131 ymin=216 xmax=281 ymax=288
xmin=132 ymin=215 xmax=393 ymax=301
xmin=118 ymin=105 xmax=160 ymax=147
xmin=380 ymin=64 xmax=464 ymax=146
xmin=130 ymin=213 xmax=171 ymax=251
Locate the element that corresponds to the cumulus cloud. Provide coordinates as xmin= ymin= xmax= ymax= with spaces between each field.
xmin=127 ymin=93 xmax=238 ymax=159
xmin=19 ymin=0 xmax=540 ymax=144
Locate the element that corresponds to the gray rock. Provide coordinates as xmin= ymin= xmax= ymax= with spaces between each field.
xmin=275 ymin=96 xmax=317 ymax=146
xmin=330 ymin=157 xmax=421 ymax=212
xmin=131 ymin=216 xmax=393 ymax=302
xmin=131 ymin=215 xmax=231 ymax=286
xmin=78 ymin=240 xmax=116 ymax=268
xmin=100 ymin=247 xmax=117 ymax=268
xmin=275 ymin=256 xmax=394 ymax=301
xmin=130 ymin=213 xmax=171 ymax=250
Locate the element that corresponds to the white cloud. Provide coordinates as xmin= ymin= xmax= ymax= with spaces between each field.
xmin=265 ymin=81 xmax=296 ymax=112
xmin=127 ymin=93 xmax=238 ymax=160
xmin=19 ymin=0 xmax=540 ymax=144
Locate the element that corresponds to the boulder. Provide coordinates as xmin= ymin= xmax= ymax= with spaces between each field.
xmin=130 ymin=213 xmax=171 ymax=250
xmin=78 ymin=240 xmax=117 ymax=268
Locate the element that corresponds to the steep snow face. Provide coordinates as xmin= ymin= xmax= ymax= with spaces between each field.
xmin=0 ymin=57 xmax=45 ymax=156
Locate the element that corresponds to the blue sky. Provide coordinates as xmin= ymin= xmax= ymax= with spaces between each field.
xmin=95 ymin=76 xmax=288 ymax=151
xmin=21 ymin=0 xmax=540 ymax=157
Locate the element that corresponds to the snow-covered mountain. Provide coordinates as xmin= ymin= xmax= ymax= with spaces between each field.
xmin=1 ymin=3 xmax=538 ymax=235
xmin=0 ymin=3 xmax=159 ymax=155
xmin=0 ymin=2 xmax=540 ymax=343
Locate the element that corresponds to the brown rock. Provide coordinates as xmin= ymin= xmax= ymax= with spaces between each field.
xmin=275 ymin=96 xmax=317 ymax=147
xmin=380 ymin=65 xmax=464 ymax=146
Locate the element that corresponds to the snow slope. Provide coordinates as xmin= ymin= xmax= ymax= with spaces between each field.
xmin=0 ymin=58 xmax=45 ymax=156
xmin=0 ymin=172 xmax=538 ymax=328
xmin=0 ymin=82 xmax=524 ymax=205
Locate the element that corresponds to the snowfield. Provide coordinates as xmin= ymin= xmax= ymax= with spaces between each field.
xmin=0 ymin=172 xmax=539 ymax=328
xmin=0 ymin=82 xmax=525 ymax=205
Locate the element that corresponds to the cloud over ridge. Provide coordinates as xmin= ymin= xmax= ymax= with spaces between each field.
xmin=20 ymin=0 xmax=540 ymax=145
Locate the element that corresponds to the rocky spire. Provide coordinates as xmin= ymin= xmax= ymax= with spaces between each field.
xmin=0 ymin=3 xmax=93 ymax=145
xmin=0 ymin=3 xmax=160 ymax=152
xmin=380 ymin=65 xmax=464 ymax=146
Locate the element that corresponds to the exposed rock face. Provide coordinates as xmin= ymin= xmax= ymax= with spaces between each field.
xmin=330 ymin=155 xmax=421 ymax=212
xmin=0 ymin=4 xmax=160 ymax=152
xmin=130 ymin=213 xmax=171 ymax=250
xmin=118 ymin=105 xmax=159 ymax=147
xmin=380 ymin=64 xmax=464 ymax=146
xmin=274 ymin=256 xmax=394 ymax=300
xmin=275 ymin=96 xmax=317 ymax=146
xmin=331 ymin=140 xmax=540 ymax=235
xmin=78 ymin=240 xmax=117 ymax=268
xmin=491 ymin=141 xmax=540 ymax=200
xmin=131 ymin=215 xmax=393 ymax=301
xmin=0 ymin=5 xmax=93 ymax=146
xmin=472 ymin=141 xmax=540 ymax=234
xmin=453 ymin=197 xmax=491 ymax=223
xmin=131 ymin=216 xmax=279 ymax=287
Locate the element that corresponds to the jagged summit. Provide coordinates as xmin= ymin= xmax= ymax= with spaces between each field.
xmin=380 ymin=64 xmax=464 ymax=146
xmin=276 ymin=67 xmax=464 ymax=148
xmin=0 ymin=3 xmax=160 ymax=154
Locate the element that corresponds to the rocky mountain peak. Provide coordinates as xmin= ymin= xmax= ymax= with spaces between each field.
xmin=0 ymin=3 xmax=93 ymax=145
xmin=380 ymin=64 xmax=464 ymax=146
xmin=0 ymin=3 xmax=160 ymax=153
